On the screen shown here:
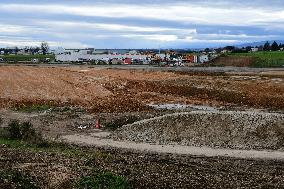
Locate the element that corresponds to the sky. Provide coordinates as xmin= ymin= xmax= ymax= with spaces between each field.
xmin=0 ymin=0 xmax=284 ymax=49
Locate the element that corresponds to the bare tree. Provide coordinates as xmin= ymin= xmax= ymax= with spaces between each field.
xmin=41 ymin=42 xmax=49 ymax=55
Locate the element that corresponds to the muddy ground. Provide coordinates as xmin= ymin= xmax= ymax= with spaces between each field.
xmin=1 ymin=65 xmax=284 ymax=188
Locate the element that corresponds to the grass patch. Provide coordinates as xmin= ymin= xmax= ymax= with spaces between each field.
xmin=77 ymin=171 xmax=131 ymax=189
xmin=15 ymin=104 xmax=52 ymax=113
xmin=0 ymin=54 xmax=55 ymax=62
xmin=0 ymin=135 xmax=111 ymax=160
xmin=229 ymin=51 xmax=284 ymax=67
xmin=0 ymin=170 xmax=39 ymax=189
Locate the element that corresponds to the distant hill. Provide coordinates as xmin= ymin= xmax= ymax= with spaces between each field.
xmin=238 ymin=40 xmax=284 ymax=48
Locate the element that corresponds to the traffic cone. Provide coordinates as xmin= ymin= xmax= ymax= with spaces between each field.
xmin=96 ymin=118 xmax=101 ymax=129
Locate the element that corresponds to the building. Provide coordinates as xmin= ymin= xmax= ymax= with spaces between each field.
xmin=251 ymin=48 xmax=259 ymax=52
xmin=183 ymin=55 xmax=198 ymax=63
xmin=55 ymin=48 xmax=167 ymax=63
xmin=198 ymin=54 xmax=209 ymax=63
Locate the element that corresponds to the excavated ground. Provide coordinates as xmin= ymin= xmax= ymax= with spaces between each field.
xmin=1 ymin=65 xmax=284 ymax=188
xmin=0 ymin=66 xmax=284 ymax=112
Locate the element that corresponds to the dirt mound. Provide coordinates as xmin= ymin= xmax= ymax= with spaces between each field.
xmin=113 ymin=111 xmax=284 ymax=150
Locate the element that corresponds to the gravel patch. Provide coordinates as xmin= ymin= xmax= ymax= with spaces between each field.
xmin=113 ymin=111 xmax=284 ymax=150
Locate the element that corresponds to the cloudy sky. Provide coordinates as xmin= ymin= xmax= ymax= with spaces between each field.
xmin=0 ymin=0 xmax=284 ymax=49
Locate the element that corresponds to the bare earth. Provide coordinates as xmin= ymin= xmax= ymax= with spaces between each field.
xmin=0 ymin=65 xmax=284 ymax=112
xmin=62 ymin=132 xmax=284 ymax=160
xmin=1 ymin=65 xmax=284 ymax=188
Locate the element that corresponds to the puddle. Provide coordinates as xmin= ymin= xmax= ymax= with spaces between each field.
xmin=148 ymin=103 xmax=217 ymax=111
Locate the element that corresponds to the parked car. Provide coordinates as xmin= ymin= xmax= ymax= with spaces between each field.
xmin=31 ymin=58 xmax=39 ymax=63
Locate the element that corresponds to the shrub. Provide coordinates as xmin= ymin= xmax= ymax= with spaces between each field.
xmin=77 ymin=171 xmax=131 ymax=189
xmin=7 ymin=120 xmax=22 ymax=140
xmin=7 ymin=120 xmax=42 ymax=143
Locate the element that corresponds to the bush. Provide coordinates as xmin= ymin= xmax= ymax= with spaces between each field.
xmin=7 ymin=120 xmax=22 ymax=140
xmin=77 ymin=171 xmax=131 ymax=189
xmin=7 ymin=120 xmax=42 ymax=143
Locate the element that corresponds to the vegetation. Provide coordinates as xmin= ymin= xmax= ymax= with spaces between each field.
xmin=0 ymin=170 xmax=39 ymax=189
xmin=229 ymin=51 xmax=284 ymax=67
xmin=0 ymin=54 xmax=55 ymax=62
xmin=14 ymin=104 xmax=52 ymax=113
xmin=41 ymin=42 xmax=49 ymax=55
xmin=7 ymin=120 xmax=42 ymax=144
xmin=77 ymin=171 xmax=131 ymax=189
xmin=0 ymin=127 xmax=128 ymax=189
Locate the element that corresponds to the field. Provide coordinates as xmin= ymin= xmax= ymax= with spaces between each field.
xmin=229 ymin=51 xmax=284 ymax=67
xmin=0 ymin=54 xmax=55 ymax=62
xmin=1 ymin=65 xmax=284 ymax=188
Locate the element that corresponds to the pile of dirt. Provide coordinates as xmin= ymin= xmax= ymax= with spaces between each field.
xmin=113 ymin=111 xmax=284 ymax=151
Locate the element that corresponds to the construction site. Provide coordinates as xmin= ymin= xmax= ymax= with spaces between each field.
xmin=1 ymin=65 xmax=284 ymax=188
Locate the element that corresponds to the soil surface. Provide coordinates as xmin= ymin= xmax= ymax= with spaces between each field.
xmin=1 ymin=144 xmax=284 ymax=189
xmin=1 ymin=66 xmax=284 ymax=188
xmin=0 ymin=66 xmax=284 ymax=112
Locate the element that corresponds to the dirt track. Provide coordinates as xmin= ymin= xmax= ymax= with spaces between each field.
xmin=0 ymin=66 xmax=284 ymax=112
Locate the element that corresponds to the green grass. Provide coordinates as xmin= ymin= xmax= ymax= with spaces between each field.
xmin=229 ymin=51 xmax=284 ymax=67
xmin=77 ymin=171 xmax=131 ymax=189
xmin=0 ymin=54 xmax=55 ymax=62
xmin=0 ymin=135 xmax=112 ymax=160
xmin=15 ymin=104 xmax=52 ymax=113
xmin=230 ymin=51 xmax=284 ymax=59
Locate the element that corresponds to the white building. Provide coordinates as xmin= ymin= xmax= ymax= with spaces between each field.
xmin=199 ymin=54 xmax=209 ymax=63
xmin=55 ymin=48 xmax=166 ymax=63
xmin=251 ymin=48 xmax=259 ymax=52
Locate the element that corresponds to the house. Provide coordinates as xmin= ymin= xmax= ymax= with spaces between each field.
xmin=184 ymin=55 xmax=198 ymax=63
xmin=198 ymin=54 xmax=209 ymax=63
xmin=124 ymin=58 xmax=132 ymax=65
xmin=251 ymin=48 xmax=259 ymax=52
xmin=111 ymin=58 xmax=123 ymax=65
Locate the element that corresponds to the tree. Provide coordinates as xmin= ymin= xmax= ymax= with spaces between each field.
xmin=224 ymin=46 xmax=235 ymax=51
xmin=271 ymin=41 xmax=279 ymax=51
xmin=263 ymin=41 xmax=270 ymax=51
xmin=41 ymin=42 xmax=49 ymax=55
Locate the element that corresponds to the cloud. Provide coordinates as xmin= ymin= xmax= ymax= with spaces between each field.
xmin=0 ymin=1 xmax=283 ymax=48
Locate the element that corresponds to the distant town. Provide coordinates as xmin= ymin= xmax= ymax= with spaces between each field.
xmin=0 ymin=41 xmax=284 ymax=67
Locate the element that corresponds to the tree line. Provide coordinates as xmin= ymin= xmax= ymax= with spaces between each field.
xmin=222 ymin=41 xmax=284 ymax=53
xmin=0 ymin=42 xmax=49 ymax=55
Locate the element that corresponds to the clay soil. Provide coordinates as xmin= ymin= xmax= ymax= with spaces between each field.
xmin=0 ymin=66 xmax=284 ymax=112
